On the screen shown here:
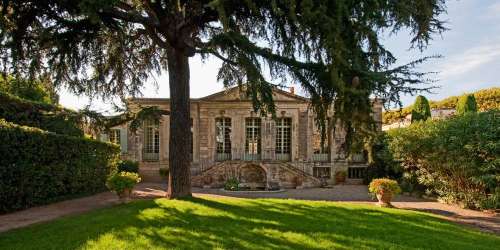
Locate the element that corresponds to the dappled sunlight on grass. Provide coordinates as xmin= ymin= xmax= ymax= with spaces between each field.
xmin=0 ymin=197 xmax=498 ymax=249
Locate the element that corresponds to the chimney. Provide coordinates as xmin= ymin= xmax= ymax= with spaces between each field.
xmin=290 ymin=86 xmax=295 ymax=94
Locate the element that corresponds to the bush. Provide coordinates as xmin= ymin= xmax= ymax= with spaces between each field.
xmin=0 ymin=75 xmax=58 ymax=104
xmin=224 ymin=178 xmax=239 ymax=191
xmin=383 ymin=87 xmax=500 ymax=124
xmin=106 ymin=172 xmax=141 ymax=194
xmin=364 ymin=133 xmax=402 ymax=184
xmin=0 ymin=119 xmax=119 ymax=213
xmin=117 ymin=160 xmax=139 ymax=173
xmin=0 ymin=91 xmax=83 ymax=136
xmin=456 ymin=94 xmax=477 ymax=115
xmin=387 ymin=111 xmax=499 ymax=209
xmin=368 ymin=178 xmax=401 ymax=195
xmin=411 ymin=95 xmax=431 ymax=122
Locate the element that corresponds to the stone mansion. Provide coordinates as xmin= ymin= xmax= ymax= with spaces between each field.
xmin=103 ymin=86 xmax=382 ymax=189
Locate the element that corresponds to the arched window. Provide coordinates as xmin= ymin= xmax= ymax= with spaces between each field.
xmin=215 ymin=117 xmax=231 ymax=161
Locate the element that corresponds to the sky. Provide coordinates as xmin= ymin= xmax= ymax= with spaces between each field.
xmin=59 ymin=0 xmax=500 ymax=113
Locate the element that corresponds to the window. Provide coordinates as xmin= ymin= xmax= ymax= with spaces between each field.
xmin=108 ymin=129 xmax=121 ymax=145
xmin=215 ymin=118 xmax=231 ymax=161
xmin=312 ymin=120 xmax=329 ymax=162
xmin=275 ymin=118 xmax=291 ymax=161
xmin=313 ymin=167 xmax=331 ymax=179
xmin=245 ymin=118 xmax=261 ymax=160
xmin=143 ymin=119 xmax=159 ymax=161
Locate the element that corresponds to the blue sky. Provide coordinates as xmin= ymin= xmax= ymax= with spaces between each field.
xmin=59 ymin=0 xmax=500 ymax=113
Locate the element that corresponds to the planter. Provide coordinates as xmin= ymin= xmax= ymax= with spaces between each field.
xmin=376 ymin=192 xmax=393 ymax=207
xmin=118 ymin=188 xmax=133 ymax=203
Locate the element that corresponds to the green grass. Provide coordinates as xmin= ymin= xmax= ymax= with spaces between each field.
xmin=0 ymin=197 xmax=498 ymax=249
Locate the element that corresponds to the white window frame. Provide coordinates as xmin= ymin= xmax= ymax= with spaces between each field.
xmin=245 ymin=118 xmax=261 ymax=160
xmin=275 ymin=117 xmax=291 ymax=161
xmin=108 ymin=129 xmax=121 ymax=145
xmin=215 ymin=117 xmax=231 ymax=161
xmin=143 ymin=119 xmax=160 ymax=161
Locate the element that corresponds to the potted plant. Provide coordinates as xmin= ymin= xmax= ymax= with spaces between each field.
xmin=335 ymin=170 xmax=347 ymax=184
xmin=369 ymin=178 xmax=401 ymax=207
xmin=106 ymin=172 xmax=141 ymax=203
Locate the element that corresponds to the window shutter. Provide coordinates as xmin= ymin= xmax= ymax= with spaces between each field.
xmin=99 ymin=133 xmax=108 ymax=142
xmin=120 ymin=127 xmax=128 ymax=153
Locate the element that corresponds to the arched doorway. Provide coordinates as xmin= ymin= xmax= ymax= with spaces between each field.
xmin=239 ymin=164 xmax=267 ymax=190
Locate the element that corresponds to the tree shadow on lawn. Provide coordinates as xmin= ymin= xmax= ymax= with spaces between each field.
xmin=0 ymin=197 xmax=498 ymax=250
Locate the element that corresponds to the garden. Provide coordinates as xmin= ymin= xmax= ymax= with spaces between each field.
xmin=0 ymin=197 xmax=499 ymax=249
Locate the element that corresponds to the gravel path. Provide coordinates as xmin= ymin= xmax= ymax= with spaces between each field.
xmin=1 ymin=183 xmax=498 ymax=235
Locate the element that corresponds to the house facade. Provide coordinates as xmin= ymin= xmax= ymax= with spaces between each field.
xmin=105 ymin=87 xmax=382 ymax=189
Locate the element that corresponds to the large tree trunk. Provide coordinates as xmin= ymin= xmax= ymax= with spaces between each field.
xmin=166 ymin=47 xmax=192 ymax=198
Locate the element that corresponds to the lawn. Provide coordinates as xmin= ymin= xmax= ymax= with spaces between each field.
xmin=0 ymin=197 xmax=498 ymax=249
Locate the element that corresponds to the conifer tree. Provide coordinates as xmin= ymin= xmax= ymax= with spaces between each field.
xmin=0 ymin=0 xmax=447 ymax=198
xmin=411 ymin=95 xmax=431 ymax=122
xmin=456 ymin=94 xmax=478 ymax=115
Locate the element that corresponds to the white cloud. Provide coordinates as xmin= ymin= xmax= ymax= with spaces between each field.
xmin=480 ymin=2 xmax=500 ymax=20
xmin=438 ymin=42 xmax=500 ymax=79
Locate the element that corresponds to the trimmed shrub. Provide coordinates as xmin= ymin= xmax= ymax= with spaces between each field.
xmin=106 ymin=172 xmax=141 ymax=194
xmin=0 ymin=119 xmax=119 ymax=213
xmin=410 ymin=95 xmax=431 ymax=122
xmin=387 ymin=110 xmax=500 ymax=209
xmin=456 ymin=94 xmax=477 ymax=115
xmin=368 ymin=178 xmax=401 ymax=196
xmin=383 ymin=87 xmax=500 ymax=124
xmin=117 ymin=160 xmax=139 ymax=173
xmin=0 ymin=91 xmax=83 ymax=137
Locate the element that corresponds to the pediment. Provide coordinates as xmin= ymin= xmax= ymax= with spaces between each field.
xmin=199 ymin=86 xmax=308 ymax=102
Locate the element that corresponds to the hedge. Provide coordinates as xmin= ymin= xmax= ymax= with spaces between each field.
xmin=0 ymin=91 xmax=83 ymax=137
xmin=0 ymin=119 xmax=120 ymax=213
xmin=387 ymin=110 xmax=500 ymax=209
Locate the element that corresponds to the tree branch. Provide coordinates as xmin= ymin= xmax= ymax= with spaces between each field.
xmin=100 ymin=7 xmax=159 ymax=27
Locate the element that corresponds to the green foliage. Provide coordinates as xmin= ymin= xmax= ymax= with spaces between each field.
xmin=0 ymin=119 xmax=119 ymax=213
xmin=117 ymin=160 xmax=139 ymax=173
xmin=456 ymin=94 xmax=477 ymax=115
xmin=106 ymin=172 xmax=141 ymax=194
xmin=0 ymin=91 xmax=83 ymax=136
xmin=387 ymin=111 xmax=500 ymax=209
xmin=364 ymin=133 xmax=402 ymax=184
xmin=384 ymin=87 xmax=500 ymax=124
xmin=224 ymin=178 xmax=240 ymax=191
xmin=368 ymin=178 xmax=402 ymax=195
xmin=0 ymin=75 xmax=58 ymax=104
xmin=411 ymin=95 xmax=431 ymax=123
xmin=0 ymin=0 xmax=447 ymax=150
xmin=2 ymin=198 xmax=499 ymax=249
